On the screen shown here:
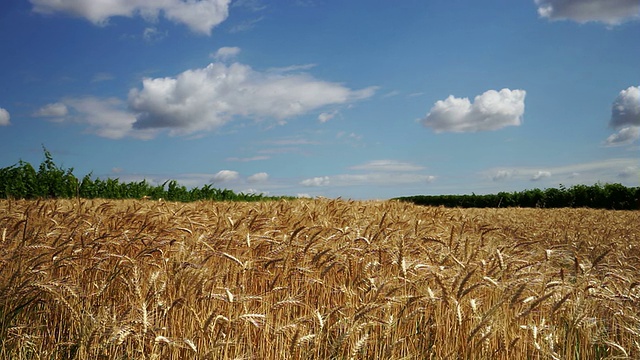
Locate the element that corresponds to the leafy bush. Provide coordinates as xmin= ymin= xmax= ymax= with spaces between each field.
xmin=0 ymin=147 xmax=289 ymax=202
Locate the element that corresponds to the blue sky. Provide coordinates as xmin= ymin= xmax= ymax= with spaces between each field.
xmin=1 ymin=0 xmax=639 ymax=199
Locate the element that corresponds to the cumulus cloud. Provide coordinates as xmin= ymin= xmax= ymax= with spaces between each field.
xmin=247 ymin=172 xmax=269 ymax=183
xmin=604 ymin=86 xmax=640 ymax=147
xmin=0 ymin=107 xmax=11 ymax=126
xmin=30 ymin=0 xmax=231 ymax=35
xmin=128 ymin=61 xmax=376 ymax=135
xmin=535 ymin=0 xmax=639 ymax=25
xmin=33 ymin=102 xmax=68 ymax=117
xmin=300 ymin=176 xmax=330 ymax=187
xmin=604 ymin=127 xmax=639 ymax=146
xmin=421 ymin=88 xmax=526 ymax=133
xmin=349 ymin=160 xmax=424 ymax=172
xmin=211 ymin=170 xmax=239 ymax=183
xmin=531 ymin=171 xmax=552 ymax=181
xmin=609 ymin=86 xmax=640 ymax=128
xmin=212 ymin=47 xmax=240 ymax=61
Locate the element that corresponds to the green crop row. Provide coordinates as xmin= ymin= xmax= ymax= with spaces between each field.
xmin=0 ymin=147 xmax=290 ymax=202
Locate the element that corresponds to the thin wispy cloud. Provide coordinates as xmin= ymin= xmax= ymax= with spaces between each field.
xmin=535 ymin=0 xmax=640 ymax=25
xmin=349 ymin=160 xmax=424 ymax=172
xmin=30 ymin=0 xmax=232 ymax=35
xmin=229 ymin=16 xmax=264 ymax=33
xmin=226 ymin=155 xmax=270 ymax=162
xmin=91 ymin=73 xmax=114 ymax=83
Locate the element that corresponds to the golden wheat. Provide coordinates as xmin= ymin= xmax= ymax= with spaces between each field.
xmin=0 ymin=199 xmax=638 ymax=359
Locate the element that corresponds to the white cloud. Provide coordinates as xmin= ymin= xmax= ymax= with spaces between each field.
xmin=226 ymin=155 xmax=270 ymax=162
xmin=300 ymin=176 xmax=330 ymax=187
xmin=300 ymin=172 xmax=435 ymax=188
xmin=332 ymin=173 xmax=436 ymax=186
xmin=62 ymin=97 xmax=156 ymax=139
xmin=603 ymin=86 xmax=640 ymax=147
xmin=535 ymin=0 xmax=639 ymax=25
xmin=531 ymin=171 xmax=551 ymax=181
xmin=33 ymin=98 xmax=154 ymax=139
xmin=485 ymin=158 xmax=638 ymax=184
xmin=212 ymin=47 xmax=241 ymax=61
xmin=336 ymin=132 xmax=363 ymax=142
xmin=30 ymin=0 xmax=231 ymax=35
xmin=247 ymin=172 xmax=269 ymax=183
xmin=604 ymin=126 xmax=639 ymax=146
xmin=211 ymin=170 xmax=239 ymax=183
xmin=143 ymin=27 xmax=167 ymax=42
xmin=265 ymin=138 xmax=319 ymax=146
xmin=382 ymin=90 xmax=400 ymax=98
xmin=0 ymin=107 xmax=10 ymax=126
xmin=33 ymin=102 xmax=68 ymax=117
xmin=301 ymin=159 xmax=435 ymax=189
xmin=421 ymin=88 xmax=526 ymax=133
xmin=128 ymin=61 xmax=376 ymax=136
xmin=609 ymin=86 xmax=640 ymax=128
xmin=492 ymin=170 xmax=512 ymax=181
xmin=318 ymin=111 xmax=337 ymax=123
xmin=349 ymin=160 xmax=424 ymax=172
xmin=267 ymin=64 xmax=317 ymax=74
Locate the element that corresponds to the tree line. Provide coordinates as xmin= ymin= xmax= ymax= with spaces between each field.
xmin=395 ymin=183 xmax=640 ymax=210
xmin=0 ymin=148 xmax=289 ymax=202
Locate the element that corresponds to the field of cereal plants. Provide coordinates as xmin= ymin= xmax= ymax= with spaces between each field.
xmin=1 ymin=198 xmax=639 ymax=359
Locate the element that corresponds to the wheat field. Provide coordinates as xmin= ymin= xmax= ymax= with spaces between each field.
xmin=0 ymin=199 xmax=639 ymax=359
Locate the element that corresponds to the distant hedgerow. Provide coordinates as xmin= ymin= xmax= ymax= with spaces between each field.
xmin=395 ymin=183 xmax=640 ymax=210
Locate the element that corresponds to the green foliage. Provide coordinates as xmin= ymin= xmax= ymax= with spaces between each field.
xmin=395 ymin=183 xmax=640 ymax=210
xmin=0 ymin=147 xmax=290 ymax=202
